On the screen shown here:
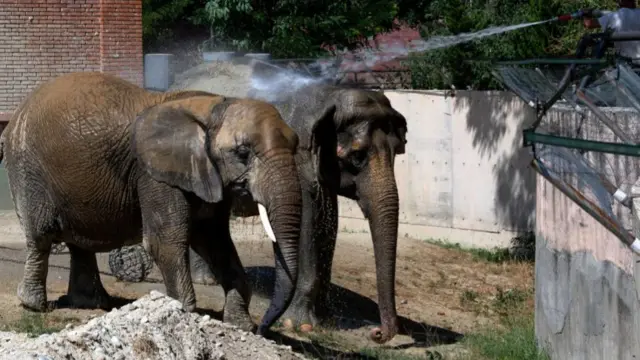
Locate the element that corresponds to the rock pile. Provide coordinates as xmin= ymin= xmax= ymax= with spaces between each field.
xmin=0 ymin=291 xmax=308 ymax=360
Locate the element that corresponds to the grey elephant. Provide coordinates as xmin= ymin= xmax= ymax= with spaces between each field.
xmin=0 ymin=71 xmax=303 ymax=335
xmin=187 ymin=80 xmax=408 ymax=343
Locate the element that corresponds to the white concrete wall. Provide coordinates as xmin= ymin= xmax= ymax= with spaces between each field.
xmin=338 ymin=90 xmax=537 ymax=249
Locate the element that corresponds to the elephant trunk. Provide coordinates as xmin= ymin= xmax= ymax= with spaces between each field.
xmin=254 ymin=151 xmax=302 ymax=334
xmin=358 ymin=151 xmax=399 ymax=344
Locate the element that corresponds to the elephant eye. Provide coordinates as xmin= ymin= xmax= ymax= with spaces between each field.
xmin=349 ymin=149 xmax=368 ymax=168
xmin=234 ymin=145 xmax=251 ymax=164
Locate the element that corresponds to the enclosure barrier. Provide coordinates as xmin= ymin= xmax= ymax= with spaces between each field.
xmin=492 ymin=30 xmax=640 ymax=359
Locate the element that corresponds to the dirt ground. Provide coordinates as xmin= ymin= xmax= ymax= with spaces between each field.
xmin=0 ymin=211 xmax=534 ymax=359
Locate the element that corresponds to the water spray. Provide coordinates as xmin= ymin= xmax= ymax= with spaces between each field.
xmin=249 ymin=8 xmax=613 ymax=99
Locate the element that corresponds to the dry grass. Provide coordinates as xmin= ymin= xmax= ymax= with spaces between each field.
xmin=0 ymin=310 xmax=81 ymax=338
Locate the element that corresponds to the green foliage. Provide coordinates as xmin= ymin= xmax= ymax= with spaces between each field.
xmin=462 ymin=315 xmax=550 ymax=360
xmin=200 ymin=0 xmax=400 ymax=57
xmin=408 ymin=0 xmax=617 ymax=90
xmin=141 ymin=0 xmax=621 ymax=89
xmin=143 ymin=0 xmax=198 ymax=47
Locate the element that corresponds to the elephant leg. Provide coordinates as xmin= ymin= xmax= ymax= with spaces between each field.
xmin=61 ymin=243 xmax=111 ymax=309
xmin=17 ymin=203 xmax=58 ymax=312
xmin=190 ymin=219 xmax=254 ymax=332
xmin=282 ymin=187 xmax=327 ymax=331
xmin=145 ymin=231 xmax=195 ymax=311
xmin=189 ymin=248 xmax=218 ymax=285
xmin=314 ymin=199 xmax=339 ymax=321
xmin=139 ymin=185 xmax=195 ymax=312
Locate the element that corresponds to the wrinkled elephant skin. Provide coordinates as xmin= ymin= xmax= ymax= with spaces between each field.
xmin=191 ymin=83 xmax=408 ymax=343
xmin=0 ymin=72 xmax=302 ymax=335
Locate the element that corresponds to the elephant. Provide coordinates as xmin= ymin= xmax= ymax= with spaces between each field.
xmin=0 ymin=71 xmax=303 ymax=335
xmin=187 ymin=81 xmax=408 ymax=343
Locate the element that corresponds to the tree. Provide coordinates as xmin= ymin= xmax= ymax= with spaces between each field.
xmin=142 ymin=0 xmax=209 ymax=50
xmin=200 ymin=0 xmax=401 ymax=57
xmin=407 ymin=0 xmax=617 ymax=90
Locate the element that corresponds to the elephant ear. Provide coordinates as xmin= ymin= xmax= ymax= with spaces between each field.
xmin=307 ymin=100 xmax=338 ymax=185
xmin=132 ymin=104 xmax=223 ymax=203
xmin=390 ymin=108 xmax=408 ymax=155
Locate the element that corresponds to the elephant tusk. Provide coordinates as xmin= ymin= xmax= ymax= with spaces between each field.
xmin=258 ymin=203 xmax=276 ymax=243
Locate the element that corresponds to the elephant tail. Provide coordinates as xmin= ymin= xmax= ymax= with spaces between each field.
xmin=0 ymin=124 xmax=9 ymax=164
xmin=0 ymin=126 xmax=7 ymax=164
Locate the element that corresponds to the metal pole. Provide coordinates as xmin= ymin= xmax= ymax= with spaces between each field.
xmin=575 ymin=90 xmax=638 ymax=145
xmin=531 ymin=158 xmax=640 ymax=254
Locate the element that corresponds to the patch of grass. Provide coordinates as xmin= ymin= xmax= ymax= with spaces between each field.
xmin=358 ymin=347 xmax=429 ymax=359
xmin=424 ymin=238 xmax=528 ymax=264
xmin=462 ymin=315 xmax=549 ymax=360
xmin=0 ymin=311 xmax=77 ymax=338
xmin=493 ymin=287 xmax=531 ymax=316
xmin=427 ymin=269 xmax=449 ymax=290
xmin=460 ymin=290 xmax=479 ymax=304
xmin=306 ymin=330 xmax=346 ymax=349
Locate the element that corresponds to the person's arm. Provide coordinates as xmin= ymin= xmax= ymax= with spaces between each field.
xmin=582 ymin=10 xmax=615 ymax=29
xmin=583 ymin=17 xmax=601 ymax=29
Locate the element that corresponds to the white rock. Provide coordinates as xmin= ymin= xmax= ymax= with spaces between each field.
xmin=110 ymin=336 xmax=121 ymax=347
xmin=0 ymin=292 xmax=309 ymax=360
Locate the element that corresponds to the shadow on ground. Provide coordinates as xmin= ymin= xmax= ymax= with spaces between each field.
xmin=246 ymin=266 xmax=463 ymax=350
xmin=50 ymin=295 xmax=135 ymax=312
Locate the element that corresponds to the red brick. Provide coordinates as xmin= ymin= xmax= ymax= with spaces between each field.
xmin=0 ymin=0 xmax=143 ymax=115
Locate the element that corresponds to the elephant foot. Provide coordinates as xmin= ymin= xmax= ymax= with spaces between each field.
xmin=17 ymin=280 xmax=48 ymax=312
xmin=223 ymin=289 xmax=255 ymax=332
xmin=58 ymin=288 xmax=113 ymax=310
xmin=281 ymin=298 xmax=325 ymax=333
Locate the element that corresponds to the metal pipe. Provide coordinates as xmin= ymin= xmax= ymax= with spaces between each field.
xmin=531 ymin=158 xmax=640 ymax=254
xmin=575 ymin=90 xmax=638 ymax=144
xmin=495 ymin=59 xmax=606 ymax=66
xmin=604 ymin=70 xmax=640 ymax=115
xmin=610 ymin=31 xmax=640 ymax=42
xmin=534 ymin=142 xmax=632 ymax=208
xmin=523 ymin=130 xmax=640 ymax=157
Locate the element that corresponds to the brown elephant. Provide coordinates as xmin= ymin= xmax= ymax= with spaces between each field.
xmin=188 ymin=80 xmax=408 ymax=343
xmin=0 ymin=72 xmax=302 ymax=335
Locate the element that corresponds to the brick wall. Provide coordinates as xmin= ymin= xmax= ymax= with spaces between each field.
xmin=0 ymin=0 xmax=143 ymax=121
xmin=324 ymin=22 xmax=420 ymax=89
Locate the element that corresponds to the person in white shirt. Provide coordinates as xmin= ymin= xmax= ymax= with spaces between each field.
xmin=583 ymin=0 xmax=640 ymax=64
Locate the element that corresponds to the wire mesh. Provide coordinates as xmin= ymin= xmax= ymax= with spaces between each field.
xmin=108 ymin=244 xmax=154 ymax=283
xmin=493 ymin=64 xmax=572 ymax=106
xmin=491 ymin=58 xmax=640 ymax=248
xmin=496 ymin=61 xmax=640 ymax=110
xmin=531 ymin=85 xmax=640 ymax=238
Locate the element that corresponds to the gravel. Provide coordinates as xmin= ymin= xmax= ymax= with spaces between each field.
xmin=168 ymin=60 xmax=254 ymax=98
xmin=0 ymin=291 xmax=309 ymax=360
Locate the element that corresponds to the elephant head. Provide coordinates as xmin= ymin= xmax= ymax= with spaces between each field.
xmin=273 ymin=84 xmax=407 ymax=343
xmin=132 ymin=95 xmax=302 ymax=333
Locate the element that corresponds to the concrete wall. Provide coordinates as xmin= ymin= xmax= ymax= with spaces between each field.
xmin=0 ymin=0 xmax=143 ymax=121
xmin=534 ymin=106 xmax=640 ymax=359
xmin=338 ymin=90 xmax=537 ymax=249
